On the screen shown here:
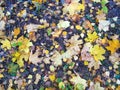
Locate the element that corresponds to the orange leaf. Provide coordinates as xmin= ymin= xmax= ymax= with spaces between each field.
xmin=14 ymin=28 xmax=20 ymax=36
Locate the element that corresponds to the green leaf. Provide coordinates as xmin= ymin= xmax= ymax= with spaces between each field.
xmin=74 ymin=83 xmax=84 ymax=90
xmin=39 ymin=86 xmax=44 ymax=90
xmin=69 ymin=62 xmax=75 ymax=67
xmin=47 ymin=29 xmax=52 ymax=36
xmin=101 ymin=0 xmax=108 ymax=6
xmin=102 ymin=6 xmax=108 ymax=13
xmin=11 ymin=42 xmax=22 ymax=47
xmin=66 ymin=84 xmax=73 ymax=90
xmin=11 ymin=43 xmax=17 ymax=47
xmin=17 ymin=42 xmax=22 ymax=46
xmin=56 ymin=78 xmax=62 ymax=83
xmin=8 ymin=63 xmax=19 ymax=76
xmin=63 ymin=64 xmax=69 ymax=70
xmin=59 ymin=82 xmax=65 ymax=89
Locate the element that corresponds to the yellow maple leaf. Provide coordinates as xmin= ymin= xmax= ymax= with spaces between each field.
xmin=85 ymin=31 xmax=98 ymax=42
xmin=90 ymin=45 xmax=105 ymax=61
xmin=12 ymin=51 xmax=29 ymax=67
xmin=1 ymin=39 xmax=11 ymax=50
xmin=49 ymin=74 xmax=56 ymax=82
xmin=106 ymin=39 xmax=120 ymax=54
xmin=17 ymin=36 xmax=33 ymax=53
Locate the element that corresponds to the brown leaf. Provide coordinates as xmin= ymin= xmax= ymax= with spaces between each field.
xmin=52 ymin=29 xmax=63 ymax=38
xmin=29 ymin=31 xmax=36 ymax=41
xmin=0 ymin=84 xmax=4 ymax=90
xmin=83 ymin=20 xmax=94 ymax=31
xmin=29 ymin=50 xmax=43 ymax=65
xmin=0 ymin=30 xmax=6 ymax=39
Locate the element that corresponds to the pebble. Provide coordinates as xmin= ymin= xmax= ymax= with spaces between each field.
xmin=105 ymin=71 xmax=110 ymax=77
xmin=63 ymin=58 xmax=67 ymax=62
xmin=33 ymin=68 xmax=37 ymax=72
xmin=117 ymin=79 xmax=120 ymax=84
xmin=73 ymin=55 xmax=78 ymax=61
xmin=80 ymin=33 xmax=85 ymax=38
xmin=109 ymin=66 xmax=113 ymax=70
xmin=111 ymin=23 xmax=115 ymax=27
xmin=67 ymin=70 xmax=72 ymax=75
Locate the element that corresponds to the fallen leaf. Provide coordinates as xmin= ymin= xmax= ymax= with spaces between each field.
xmin=49 ymin=74 xmax=56 ymax=82
xmin=63 ymin=0 xmax=85 ymax=15
xmin=17 ymin=9 xmax=27 ymax=17
xmin=116 ymin=85 xmax=120 ymax=90
xmin=0 ymin=74 xmax=4 ymax=78
xmin=12 ymin=51 xmax=29 ymax=67
xmin=0 ymin=84 xmax=4 ymax=90
xmin=74 ymin=83 xmax=84 ymax=90
xmin=14 ymin=28 xmax=20 ymax=36
xmin=52 ymin=29 xmax=62 ymax=38
xmin=106 ymin=39 xmax=120 ymax=54
xmin=50 ymin=50 xmax=62 ymax=67
xmin=59 ymin=82 xmax=65 ymax=89
xmin=29 ymin=50 xmax=43 ymax=65
xmin=0 ymin=30 xmax=6 ymax=39
xmin=98 ymin=20 xmax=110 ymax=32
xmin=1 ymin=39 xmax=11 ymax=50
xmin=81 ymin=43 xmax=93 ymax=61
xmin=90 ymin=45 xmax=105 ymax=61
xmin=17 ymin=36 xmax=33 ymax=53
xmin=88 ymin=60 xmax=102 ymax=70
xmin=109 ymin=52 xmax=120 ymax=63
xmin=70 ymin=74 xmax=87 ymax=89
xmin=85 ymin=31 xmax=98 ymax=43
xmin=94 ymin=82 xmax=104 ymax=90
xmin=83 ymin=20 xmax=94 ymax=30
xmin=26 ymin=24 xmax=41 ymax=33
xmin=8 ymin=63 xmax=19 ymax=76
